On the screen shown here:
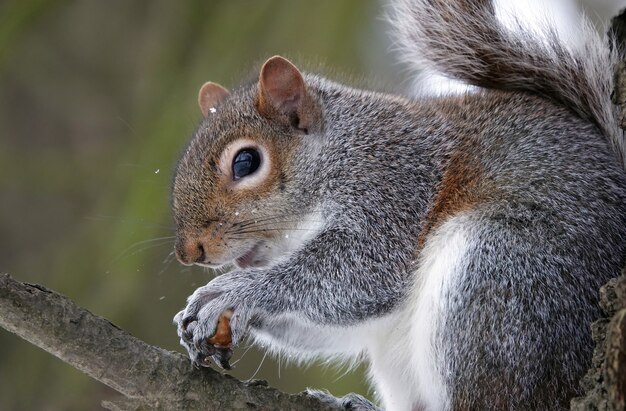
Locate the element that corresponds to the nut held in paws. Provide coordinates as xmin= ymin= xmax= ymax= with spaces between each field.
xmin=207 ymin=309 xmax=233 ymax=348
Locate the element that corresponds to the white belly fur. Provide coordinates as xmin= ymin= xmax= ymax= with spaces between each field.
xmin=366 ymin=216 xmax=471 ymax=411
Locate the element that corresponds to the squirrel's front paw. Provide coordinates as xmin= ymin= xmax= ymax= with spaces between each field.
xmin=174 ymin=308 xmax=234 ymax=369
xmin=174 ymin=274 xmax=253 ymax=369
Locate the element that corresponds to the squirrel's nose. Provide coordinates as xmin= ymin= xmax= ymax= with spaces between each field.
xmin=175 ymin=238 xmax=207 ymax=266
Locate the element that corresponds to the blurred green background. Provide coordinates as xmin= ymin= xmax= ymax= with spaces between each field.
xmin=0 ymin=1 xmax=400 ymax=409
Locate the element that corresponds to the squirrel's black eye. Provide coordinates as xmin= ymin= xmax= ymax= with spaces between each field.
xmin=232 ymin=149 xmax=261 ymax=180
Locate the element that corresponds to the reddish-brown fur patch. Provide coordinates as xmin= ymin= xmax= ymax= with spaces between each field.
xmin=417 ymin=147 xmax=484 ymax=250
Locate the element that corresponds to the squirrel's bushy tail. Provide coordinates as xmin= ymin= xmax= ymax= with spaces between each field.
xmin=388 ymin=0 xmax=626 ymax=167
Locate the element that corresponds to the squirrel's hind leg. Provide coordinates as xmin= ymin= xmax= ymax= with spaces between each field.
xmin=439 ymin=213 xmax=602 ymax=410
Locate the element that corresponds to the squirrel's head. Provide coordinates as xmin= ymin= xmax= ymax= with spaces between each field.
xmin=172 ymin=56 xmax=324 ymax=269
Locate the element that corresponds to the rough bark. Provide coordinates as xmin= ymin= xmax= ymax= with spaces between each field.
xmin=0 ymin=273 xmax=339 ymax=411
xmin=570 ymin=272 xmax=626 ymax=410
xmin=612 ymin=9 xmax=626 ymax=130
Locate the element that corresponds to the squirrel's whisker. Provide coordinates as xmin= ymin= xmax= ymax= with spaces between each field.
xmin=232 ymin=213 xmax=311 ymax=229
xmin=227 ymin=220 xmax=321 ymax=234
xmin=110 ymin=236 xmax=176 ymax=263
xmin=83 ymin=215 xmax=175 ymax=231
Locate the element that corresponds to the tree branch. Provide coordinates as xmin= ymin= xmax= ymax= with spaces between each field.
xmin=0 ymin=273 xmax=339 ymax=411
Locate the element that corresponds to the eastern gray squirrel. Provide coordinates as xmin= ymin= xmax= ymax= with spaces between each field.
xmin=171 ymin=0 xmax=626 ymax=409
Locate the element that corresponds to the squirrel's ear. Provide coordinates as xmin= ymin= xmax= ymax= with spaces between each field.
xmin=256 ymin=56 xmax=320 ymax=133
xmin=198 ymin=82 xmax=230 ymax=117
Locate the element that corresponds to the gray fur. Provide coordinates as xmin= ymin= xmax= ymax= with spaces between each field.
xmin=172 ymin=1 xmax=626 ymax=410
xmin=388 ymin=0 xmax=626 ymax=167
xmin=435 ymin=93 xmax=626 ymax=410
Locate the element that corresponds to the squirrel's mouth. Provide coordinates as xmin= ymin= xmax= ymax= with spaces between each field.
xmin=234 ymin=242 xmax=266 ymax=269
